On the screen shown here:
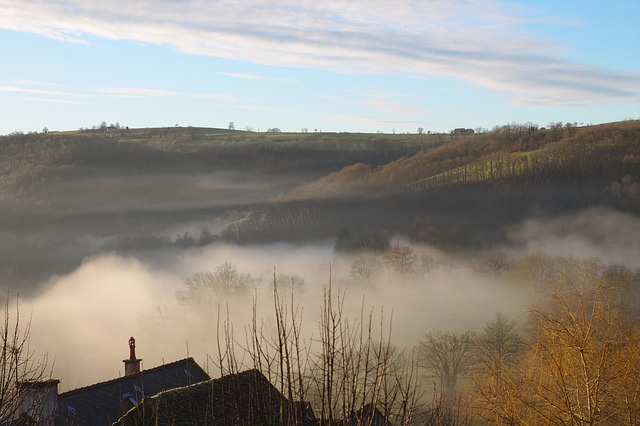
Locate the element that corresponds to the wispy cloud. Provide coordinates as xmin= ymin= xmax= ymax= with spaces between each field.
xmin=220 ymin=72 xmax=265 ymax=81
xmin=12 ymin=79 xmax=67 ymax=87
xmin=0 ymin=83 xmax=86 ymax=106
xmin=0 ymin=85 xmax=83 ymax=97
xmin=357 ymin=89 xmax=425 ymax=116
xmin=100 ymin=87 xmax=237 ymax=101
xmin=99 ymin=87 xmax=285 ymax=113
xmin=365 ymin=100 xmax=425 ymax=116
xmin=1 ymin=0 xmax=638 ymax=106
xmin=334 ymin=114 xmax=423 ymax=127
xmin=23 ymin=97 xmax=80 ymax=104
xmin=220 ymin=72 xmax=299 ymax=84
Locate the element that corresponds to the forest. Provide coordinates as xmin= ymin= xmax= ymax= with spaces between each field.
xmin=1 ymin=120 xmax=638 ymax=288
xmin=0 ymin=120 xmax=638 ymax=424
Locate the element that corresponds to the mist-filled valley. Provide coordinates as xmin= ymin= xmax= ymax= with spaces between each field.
xmin=1 ymin=122 xmax=639 ymax=423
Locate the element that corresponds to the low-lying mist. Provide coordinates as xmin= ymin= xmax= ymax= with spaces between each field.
xmin=15 ymin=206 xmax=640 ymax=392
xmin=0 ymin=167 xmax=309 ymax=290
xmin=506 ymin=206 xmax=640 ymax=268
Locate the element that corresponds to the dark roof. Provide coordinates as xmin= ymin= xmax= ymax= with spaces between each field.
xmin=116 ymin=369 xmax=318 ymax=426
xmin=56 ymin=358 xmax=209 ymax=426
xmin=333 ymin=404 xmax=391 ymax=426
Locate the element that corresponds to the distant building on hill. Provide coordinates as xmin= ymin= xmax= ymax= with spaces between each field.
xmin=452 ymin=128 xmax=475 ymax=135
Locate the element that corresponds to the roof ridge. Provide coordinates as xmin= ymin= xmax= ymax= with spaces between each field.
xmin=143 ymin=368 xmax=269 ymax=400
xmin=59 ymin=357 xmax=202 ymax=397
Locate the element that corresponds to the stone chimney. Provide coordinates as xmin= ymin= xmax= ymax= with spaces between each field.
xmin=123 ymin=336 xmax=141 ymax=376
xmin=16 ymin=379 xmax=60 ymax=425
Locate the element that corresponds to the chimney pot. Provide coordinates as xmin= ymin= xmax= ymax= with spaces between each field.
xmin=129 ymin=336 xmax=136 ymax=360
xmin=124 ymin=337 xmax=141 ymax=376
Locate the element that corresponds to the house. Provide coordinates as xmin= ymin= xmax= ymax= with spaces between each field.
xmin=8 ymin=379 xmax=61 ymax=426
xmin=452 ymin=128 xmax=475 ymax=135
xmin=116 ymin=369 xmax=318 ymax=425
xmin=13 ymin=338 xmax=389 ymax=425
xmin=55 ymin=338 xmax=209 ymax=425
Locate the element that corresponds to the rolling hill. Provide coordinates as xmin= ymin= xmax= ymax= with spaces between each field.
xmin=0 ymin=121 xmax=638 ymax=289
xmin=225 ymin=121 xmax=639 ymax=246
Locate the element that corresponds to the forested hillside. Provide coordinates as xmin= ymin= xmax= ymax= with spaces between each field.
xmin=0 ymin=127 xmax=429 ymax=288
xmin=226 ymin=121 xmax=640 ymax=246
xmin=0 ymin=121 xmax=638 ymax=289
xmin=0 ymin=127 xmax=429 ymax=200
xmin=282 ymin=121 xmax=639 ymax=199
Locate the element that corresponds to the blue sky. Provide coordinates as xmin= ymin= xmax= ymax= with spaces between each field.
xmin=0 ymin=0 xmax=638 ymax=134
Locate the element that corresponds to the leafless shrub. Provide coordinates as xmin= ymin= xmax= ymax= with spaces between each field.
xmin=0 ymin=294 xmax=52 ymax=424
xmin=209 ymin=270 xmax=421 ymax=425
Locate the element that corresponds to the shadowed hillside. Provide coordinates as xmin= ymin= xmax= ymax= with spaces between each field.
xmin=1 ymin=122 xmax=638 ymax=289
xmin=0 ymin=127 xmax=428 ymax=289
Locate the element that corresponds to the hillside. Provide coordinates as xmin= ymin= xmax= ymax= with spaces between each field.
xmin=0 ymin=127 xmax=431 ymax=200
xmin=280 ymin=121 xmax=640 ymax=200
xmin=0 ymin=122 xmax=638 ymax=290
xmin=225 ymin=121 xmax=640 ymax=246
xmin=0 ymin=127 xmax=429 ymax=288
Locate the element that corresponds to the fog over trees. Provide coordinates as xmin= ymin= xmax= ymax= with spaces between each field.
xmin=0 ymin=121 xmax=638 ymax=423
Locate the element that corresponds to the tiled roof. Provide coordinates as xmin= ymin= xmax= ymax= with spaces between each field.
xmin=56 ymin=358 xmax=209 ymax=426
xmin=116 ymin=369 xmax=318 ymax=426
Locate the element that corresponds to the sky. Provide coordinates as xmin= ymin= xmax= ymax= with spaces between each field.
xmin=0 ymin=0 xmax=638 ymax=135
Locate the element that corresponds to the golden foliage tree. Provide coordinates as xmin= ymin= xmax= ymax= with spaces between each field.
xmin=470 ymin=261 xmax=640 ymax=424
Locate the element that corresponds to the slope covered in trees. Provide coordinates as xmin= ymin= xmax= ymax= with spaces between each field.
xmin=0 ymin=121 xmax=638 ymax=288
xmin=280 ymin=121 xmax=640 ymax=200
xmin=225 ymin=121 xmax=640 ymax=247
xmin=0 ymin=127 xmax=428 ymax=288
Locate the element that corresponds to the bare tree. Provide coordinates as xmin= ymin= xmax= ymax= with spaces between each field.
xmin=508 ymin=252 xmax=560 ymax=289
xmin=417 ymin=331 xmax=474 ymax=403
xmin=211 ymin=274 xmax=421 ymax=425
xmin=176 ymin=262 xmax=256 ymax=308
xmin=0 ymin=296 xmax=51 ymax=424
xmin=416 ymin=254 xmax=439 ymax=274
xmin=468 ymin=313 xmax=523 ymax=424
xmin=349 ymin=254 xmax=383 ymax=288
xmin=475 ymin=312 xmax=521 ymax=369
xmin=270 ymin=273 xmax=306 ymax=300
xmin=384 ymin=245 xmax=416 ymax=275
xmin=477 ymin=248 xmax=512 ymax=275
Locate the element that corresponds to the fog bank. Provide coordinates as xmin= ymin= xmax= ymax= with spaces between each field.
xmin=21 ymin=242 xmax=531 ymax=391
xmin=506 ymin=207 xmax=640 ymax=268
xmin=17 ymin=206 xmax=639 ymax=391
